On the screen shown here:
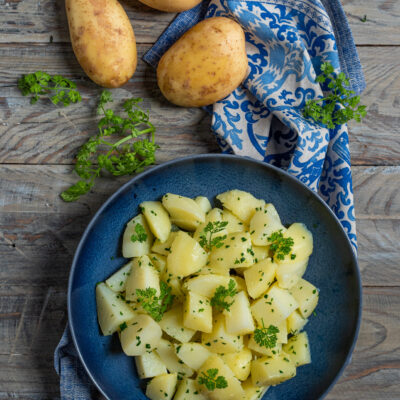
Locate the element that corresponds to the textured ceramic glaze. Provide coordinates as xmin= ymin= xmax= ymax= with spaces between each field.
xmin=68 ymin=154 xmax=361 ymax=400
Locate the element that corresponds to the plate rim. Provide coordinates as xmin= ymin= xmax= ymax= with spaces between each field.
xmin=67 ymin=153 xmax=362 ymax=400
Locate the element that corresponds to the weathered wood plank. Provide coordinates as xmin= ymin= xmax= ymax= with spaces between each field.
xmin=0 ymin=286 xmax=398 ymax=399
xmin=1 ymin=45 xmax=399 ymax=166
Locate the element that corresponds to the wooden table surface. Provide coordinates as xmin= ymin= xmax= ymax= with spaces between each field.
xmin=0 ymin=0 xmax=399 ymax=398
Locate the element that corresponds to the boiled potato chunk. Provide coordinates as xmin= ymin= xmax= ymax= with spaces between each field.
xmin=152 ymin=231 xmax=178 ymax=256
xmin=251 ymin=353 xmax=296 ymax=386
xmin=96 ymin=283 xmax=136 ymax=335
xmin=276 ymin=257 xmax=308 ymax=289
xmin=175 ymin=342 xmax=211 ymax=371
xmin=287 ymin=310 xmax=308 ymax=335
xmin=162 ymin=194 xmax=205 ymax=231
xmin=196 ymin=355 xmax=245 ymax=399
xmin=174 ymin=378 xmax=208 ymax=400
xmin=105 ymin=262 xmax=132 ymax=292
xmin=183 ymin=274 xmax=231 ymax=298
xmin=193 ymin=208 xmax=227 ymax=243
xmin=159 ymin=306 xmax=196 ymax=343
xmin=149 ymin=253 xmax=167 ymax=275
xmin=120 ymin=314 xmax=162 ymax=356
xmin=201 ymin=315 xmax=243 ymax=353
xmin=217 ymin=190 xmax=265 ymax=223
xmin=223 ymin=291 xmax=255 ymax=335
xmin=221 ymin=209 xmax=246 ymax=234
xmin=280 ymin=223 xmax=313 ymax=261
xmin=276 ymin=319 xmax=288 ymax=344
xmin=249 ymin=204 xmax=286 ymax=246
xmin=244 ymin=258 xmax=276 ymax=299
xmin=156 ymin=339 xmax=194 ymax=377
xmin=251 ymin=284 xmax=298 ymax=326
xmin=220 ymin=348 xmax=252 ymax=381
xmin=146 ymin=373 xmax=177 ymax=400
xmin=135 ymin=351 xmax=167 ymax=379
xmin=141 ymin=201 xmax=171 ymax=242
xmin=242 ymin=379 xmax=269 ymax=400
xmin=248 ymin=336 xmax=282 ymax=357
xmin=231 ymin=275 xmax=247 ymax=292
xmin=163 ymin=274 xmax=185 ymax=302
xmin=125 ymin=255 xmax=160 ymax=302
xmin=210 ymin=232 xmax=253 ymax=270
xmin=122 ymin=214 xmax=153 ymax=258
xmin=252 ymin=246 xmax=269 ymax=264
xmin=194 ymin=196 xmax=212 ymax=214
xmin=183 ymin=292 xmax=212 ymax=333
xmin=289 ymin=278 xmax=319 ymax=318
xmin=167 ymin=231 xmax=208 ymax=278
xmin=283 ymin=332 xmax=311 ymax=366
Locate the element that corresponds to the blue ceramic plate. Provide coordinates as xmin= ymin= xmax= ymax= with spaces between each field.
xmin=68 ymin=154 xmax=361 ymax=400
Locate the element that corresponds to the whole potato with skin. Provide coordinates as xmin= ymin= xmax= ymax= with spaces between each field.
xmin=66 ymin=0 xmax=137 ymax=88
xmin=157 ymin=17 xmax=248 ymax=107
xmin=138 ymin=0 xmax=202 ymax=12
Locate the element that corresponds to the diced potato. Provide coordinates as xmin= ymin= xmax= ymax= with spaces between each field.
xmin=289 ymin=278 xmax=319 ymax=318
xmin=175 ymin=342 xmax=211 ymax=371
xmin=105 ymin=262 xmax=132 ymax=292
xmin=247 ymin=335 xmax=282 ymax=357
xmin=152 ymin=231 xmax=179 ymax=256
xmin=125 ymin=255 xmax=160 ymax=302
xmin=167 ymin=231 xmax=208 ymax=278
xmin=287 ymin=310 xmax=308 ymax=335
xmin=224 ymin=291 xmax=255 ymax=335
xmin=251 ymin=284 xmax=298 ymax=326
xmin=146 ymin=373 xmax=177 ymax=400
xmin=242 ymin=379 xmax=269 ymax=400
xmin=183 ymin=274 xmax=231 ymax=298
xmin=279 ymin=223 xmax=313 ymax=262
xmin=276 ymin=319 xmax=288 ymax=344
xmin=122 ymin=214 xmax=153 ymax=258
xmin=220 ymin=348 xmax=252 ymax=381
xmin=162 ymin=193 xmax=206 ymax=231
xmin=283 ymin=332 xmax=311 ymax=367
xmin=251 ymin=353 xmax=296 ymax=386
xmin=276 ymin=257 xmax=308 ymax=289
xmin=221 ymin=209 xmax=247 ymax=233
xmin=159 ymin=306 xmax=196 ymax=343
xmin=194 ymin=196 xmax=212 ymax=214
xmin=217 ymin=190 xmax=265 ymax=223
xmin=96 ymin=282 xmax=136 ymax=335
xmin=231 ymin=275 xmax=247 ymax=292
xmin=183 ymin=292 xmax=212 ymax=333
xmin=174 ymin=378 xmax=208 ymax=400
xmin=156 ymin=339 xmax=194 ymax=377
xmin=201 ymin=314 xmax=243 ymax=353
xmin=141 ymin=201 xmax=171 ymax=243
xmin=163 ymin=274 xmax=185 ymax=302
xmin=120 ymin=314 xmax=162 ymax=356
xmin=149 ymin=253 xmax=167 ymax=275
xmin=244 ymin=258 xmax=276 ymax=299
xmin=193 ymin=208 xmax=227 ymax=243
xmin=199 ymin=264 xmax=230 ymax=276
xmin=210 ymin=232 xmax=253 ymax=270
xmin=135 ymin=351 xmax=167 ymax=379
xmin=249 ymin=204 xmax=286 ymax=246
xmin=252 ymin=246 xmax=269 ymax=264
xmin=196 ymin=355 xmax=245 ymax=399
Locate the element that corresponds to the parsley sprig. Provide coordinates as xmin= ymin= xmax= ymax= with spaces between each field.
xmin=135 ymin=281 xmax=174 ymax=322
xmin=303 ymin=62 xmax=367 ymax=128
xmin=131 ymin=223 xmax=147 ymax=243
xmin=254 ymin=319 xmax=279 ymax=349
xmin=198 ymin=369 xmax=228 ymax=391
xmin=268 ymin=230 xmax=294 ymax=260
xmin=61 ymin=90 xmax=157 ymax=202
xmin=199 ymin=221 xmax=228 ymax=252
xmin=18 ymin=71 xmax=82 ymax=106
xmin=210 ymin=279 xmax=237 ymax=312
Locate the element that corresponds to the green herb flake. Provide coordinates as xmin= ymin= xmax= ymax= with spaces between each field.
xmin=198 ymin=368 xmax=228 ymax=391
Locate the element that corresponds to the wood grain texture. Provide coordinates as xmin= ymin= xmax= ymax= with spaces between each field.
xmin=1 ymin=45 xmax=399 ymax=166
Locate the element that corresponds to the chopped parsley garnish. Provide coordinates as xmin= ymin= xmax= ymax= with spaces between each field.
xmin=268 ymin=230 xmax=294 ymax=260
xmin=199 ymin=221 xmax=228 ymax=252
xmin=254 ymin=319 xmax=279 ymax=349
xmin=210 ymin=279 xmax=237 ymax=312
xmin=198 ymin=368 xmax=228 ymax=391
xmin=131 ymin=223 xmax=147 ymax=243
xmin=119 ymin=322 xmax=127 ymax=331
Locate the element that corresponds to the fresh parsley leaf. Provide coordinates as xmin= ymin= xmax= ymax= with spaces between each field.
xmin=303 ymin=62 xmax=367 ymax=128
xmin=61 ymin=90 xmax=158 ymax=202
xmin=254 ymin=319 xmax=279 ymax=349
xmin=131 ymin=223 xmax=147 ymax=243
xmin=199 ymin=221 xmax=228 ymax=252
xmin=268 ymin=230 xmax=294 ymax=261
xmin=210 ymin=279 xmax=237 ymax=312
xmin=360 ymin=15 xmax=367 ymax=22
xmin=198 ymin=369 xmax=228 ymax=391
xmin=18 ymin=71 xmax=82 ymax=106
xmin=135 ymin=281 xmax=174 ymax=322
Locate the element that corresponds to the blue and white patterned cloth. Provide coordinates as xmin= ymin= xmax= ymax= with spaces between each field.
xmin=55 ymin=0 xmax=364 ymax=397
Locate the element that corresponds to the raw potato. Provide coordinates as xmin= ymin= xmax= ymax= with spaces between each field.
xmin=138 ymin=0 xmax=202 ymax=12
xmin=174 ymin=378 xmax=208 ymax=400
xmin=183 ymin=291 xmax=213 ymax=333
xmin=159 ymin=306 xmax=196 ymax=343
xmin=135 ymin=351 xmax=167 ymax=379
xmin=122 ymin=214 xmax=153 ymax=258
xmin=283 ymin=332 xmax=311 ymax=366
xmin=220 ymin=348 xmax=252 ymax=381
xmin=175 ymin=342 xmax=211 ymax=371
xmin=96 ymin=283 xmax=136 ymax=335
xmin=223 ymin=291 xmax=255 ymax=335
xmin=66 ymin=0 xmax=136 ymax=87
xmin=141 ymin=201 xmax=171 ymax=242
xmin=105 ymin=262 xmax=132 ymax=292
xmin=157 ymin=17 xmax=248 ymax=107
xmin=146 ymin=373 xmax=177 ymax=400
